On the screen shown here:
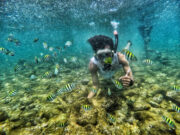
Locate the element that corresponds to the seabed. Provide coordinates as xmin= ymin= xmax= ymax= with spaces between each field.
xmin=0 ymin=51 xmax=180 ymax=135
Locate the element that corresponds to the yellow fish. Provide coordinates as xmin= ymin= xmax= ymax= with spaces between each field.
xmin=162 ymin=116 xmax=176 ymax=129
xmin=121 ymin=49 xmax=137 ymax=61
xmin=143 ymin=59 xmax=153 ymax=64
xmin=107 ymin=113 xmax=116 ymax=123
xmin=82 ymin=105 xmax=91 ymax=111
xmin=44 ymin=54 xmax=50 ymax=61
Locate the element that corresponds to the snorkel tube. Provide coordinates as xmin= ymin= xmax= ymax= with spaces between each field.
xmin=113 ymin=30 xmax=118 ymax=53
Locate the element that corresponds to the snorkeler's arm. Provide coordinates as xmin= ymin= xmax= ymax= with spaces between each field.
xmin=117 ymin=52 xmax=134 ymax=86
xmin=89 ymin=61 xmax=99 ymax=89
xmin=87 ymin=61 xmax=99 ymax=98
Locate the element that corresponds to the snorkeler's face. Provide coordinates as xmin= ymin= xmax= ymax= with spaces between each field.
xmin=97 ymin=52 xmax=112 ymax=60
xmin=96 ymin=49 xmax=113 ymax=64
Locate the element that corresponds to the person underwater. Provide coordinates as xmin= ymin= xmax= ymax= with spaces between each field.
xmin=87 ymin=30 xmax=134 ymax=99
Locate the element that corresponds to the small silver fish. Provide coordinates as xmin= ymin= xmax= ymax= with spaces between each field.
xmin=108 ymin=88 xmax=111 ymax=96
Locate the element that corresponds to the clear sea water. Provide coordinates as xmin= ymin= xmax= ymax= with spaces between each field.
xmin=0 ymin=0 xmax=180 ymax=134
xmin=0 ymin=0 xmax=179 ymax=71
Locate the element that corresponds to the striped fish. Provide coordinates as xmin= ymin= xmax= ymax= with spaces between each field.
xmin=57 ymin=88 xmax=64 ymax=95
xmin=121 ymin=49 xmax=137 ymax=61
xmin=44 ymin=72 xmax=52 ymax=78
xmin=14 ymin=65 xmax=21 ymax=72
xmin=143 ymin=59 xmax=153 ymax=65
xmin=162 ymin=116 xmax=176 ymax=129
xmin=47 ymin=94 xmax=56 ymax=101
xmin=58 ymin=122 xmax=67 ymax=127
xmin=173 ymin=85 xmax=180 ymax=92
xmin=62 ymin=83 xmax=76 ymax=92
xmin=172 ymin=105 xmax=180 ymax=113
xmin=107 ymin=113 xmax=116 ymax=123
xmin=112 ymin=79 xmax=123 ymax=89
xmin=82 ymin=105 xmax=91 ymax=111
xmin=8 ymin=89 xmax=17 ymax=96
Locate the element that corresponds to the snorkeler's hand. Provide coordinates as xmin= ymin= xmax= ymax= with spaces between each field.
xmin=119 ymin=76 xmax=133 ymax=87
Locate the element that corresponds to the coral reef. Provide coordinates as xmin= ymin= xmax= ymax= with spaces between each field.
xmin=0 ymin=52 xmax=180 ymax=135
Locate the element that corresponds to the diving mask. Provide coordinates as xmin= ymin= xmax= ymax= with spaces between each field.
xmin=96 ymin=48 xmax=113 ymax=62
xmin=96 ymin=49 xmax=114 ymax=71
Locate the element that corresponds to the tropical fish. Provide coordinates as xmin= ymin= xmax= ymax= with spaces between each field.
xmin=44 ymin=54 xmax=50 ymax=61
xmin=63 ymin=58 xmax=67 ymax=63
xmin=54 ymin=68 xmax=59 ymax=75
xmin=0 ymin=47 xmax=6 ymax=52
xmin=62 ymin=83 xmax=76 ymax=92
xmin=8 ymin=89 xmax=17 ymax=96
xmin=107 ymin=113 xmax=116 ymax=123
xmin=71 ymin=57 xmax=77 ymax=63
xmin=14 ymin=64 xmax=21 ymax=72
xmin=143 ymin=59 xmax=153 ymax=64
xmin=33 ymin=38 xmax=39 ymax=42
xmin=108 ymin=88 xmax=111 ymax=96
xmin=172 ymin=85 xmax=180 ymax=92
xmin=58 ymin=122 xmax=67 ymax=127
xmin=56 ymin=88 xmax=64 ymax=95
xmin=43 ymin=42 xmax=48 ymax=49
xmin=172 ymin=105 xmax=180 ymax=113
xmin=54 ymin=64 xmax=60 ymax=75
xmin=82 ymin=105 xmax=92 ymax=111
xmin=7 ymin=35 xmax=20 ymax=45
xmin=13 ymin=39 xmax=20 ymax=45
xmin=47 ymin=94 xmax=56 ymax=101
xmin=162 ymin=116 xmax=176 ymax=129
xmin=0 ymin=47 xmax=14 ymax=56
xmin=42 ymin=71 xmax=52 ymax=78
xmin=64 ymin=41 xmax=72 ymax=48
xmin=55 ymin=64 xmax=60 ymax=69
xmin=0 ymin=47 xmax=7 ymax=55
xmin=121 ymin=49 xmax=137 ymax=61
xmin=7 ymin=51 xmax=14 ymax=56
xmin=112 ymin=79 xmax=123 ymax=89
xmin=56 ymin=83 xmax=76 ymax=95
xmin=49 ymin=47 xmax=54 ymax=52
xmin=34 ymin=56 xmax=39 ymax=64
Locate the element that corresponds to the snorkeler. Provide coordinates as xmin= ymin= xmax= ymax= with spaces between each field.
xmin=87 ymin=30 xmax=134 ymax=99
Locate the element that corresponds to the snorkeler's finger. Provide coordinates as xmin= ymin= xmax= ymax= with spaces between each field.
xmin=122 ymin=76 xmax=131 ymax=79
xmin=123 ymin=83 xmax=129 ymax=87
xmin=122 ymin=78 xmax=131 ymax=82
xmin=123 ymin=81 xmax=130 ymax=84
xmin=122 ymin=81 xmax=130 ymax=85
